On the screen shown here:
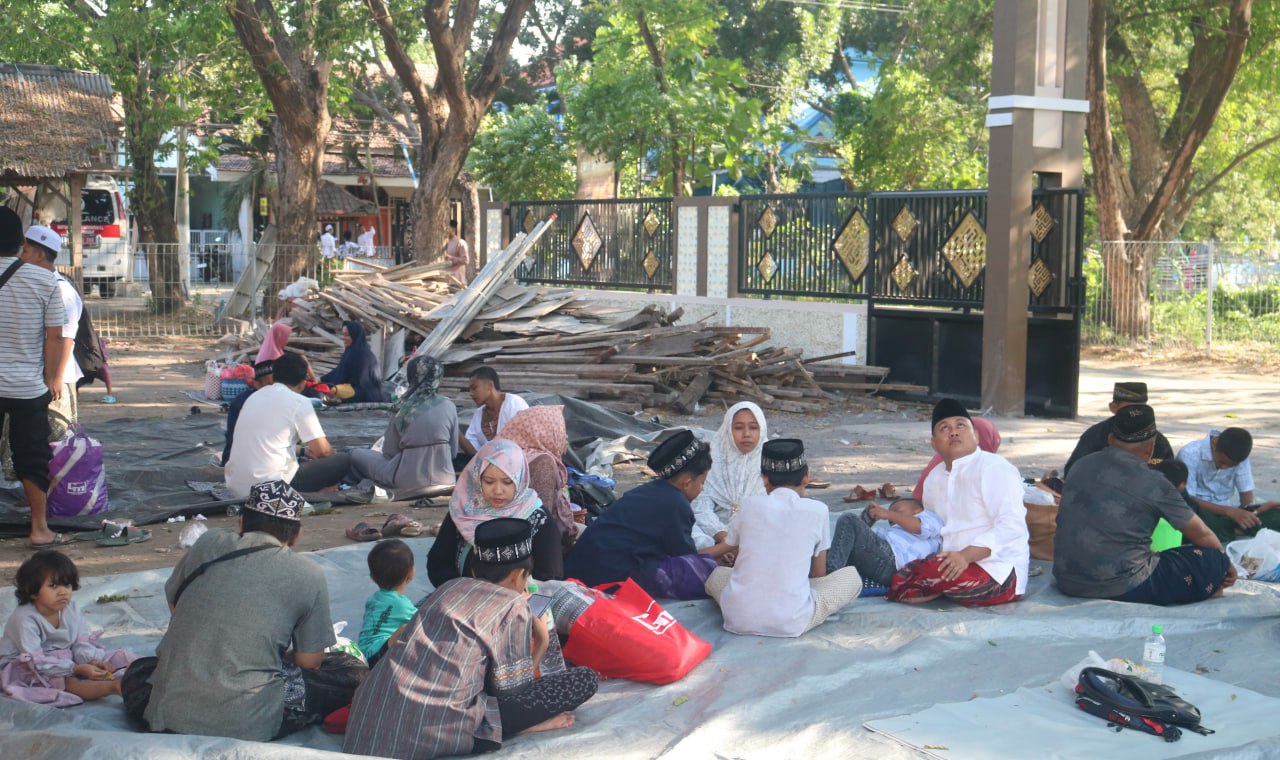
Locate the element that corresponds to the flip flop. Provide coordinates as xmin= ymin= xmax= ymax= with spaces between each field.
xmin=345 ymin=522 xmax=382 ymax=542
xmin=96 ymin=528 xmax=152 ymax=547
xmin=382 ymin=513 xmax=423 ymax=537
xmin=73 ymin=520 xmax=135 ymax=542
xmin=29 ymin=533 xmax=70 ymax=549
xmin=101 ymin=395 xmax=117 ymax=404
xmin=807 ymin=480 xmax=832 ymax=489
xmin=879 ymin=483 xmax=898 ymax=499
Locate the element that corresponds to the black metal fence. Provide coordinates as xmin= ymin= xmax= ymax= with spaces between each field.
xmin=737 ymin=188 xmax=1084 ymax=313
xmin=510 ymin=198 xmax=674 ymax=292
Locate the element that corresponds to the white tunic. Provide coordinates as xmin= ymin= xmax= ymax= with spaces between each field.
xmin=464 ymin=392 xmax=529 ymax=453
xmin=921 ymin=449 xmax=1029 ymax=595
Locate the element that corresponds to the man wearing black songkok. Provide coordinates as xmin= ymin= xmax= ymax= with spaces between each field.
xmin=1063 ymin=382 xmax=1173 ymax=477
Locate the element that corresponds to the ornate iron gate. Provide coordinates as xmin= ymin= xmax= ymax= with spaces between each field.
xmin=510 ymin=198 xmax=674 ymax=292
xmin=736 ymin=188 xmax=1085 ymax=416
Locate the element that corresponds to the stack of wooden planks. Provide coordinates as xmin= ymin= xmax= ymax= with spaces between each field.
xmin=218 ymin=220 xmax=923 ymax=412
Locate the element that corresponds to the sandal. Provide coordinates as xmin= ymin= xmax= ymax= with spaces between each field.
xmin=879 ymin=483 xmax=898 ymax=500
xmin=101 ymin=395 xmax=117 ymax=404
xmin=345 ymin=522 xmax=382 ymax=542
xmin=842 ymin=485 xmax=877 ymax=503
xmin=29 ymin=533 xmax=71 ymax=549
xmin=807 ymin=480 xmax=832 ymax=489
xmin=96 ymin=528 xmax=152 ymax=547
xmin=382 ymin=513 xmax=423 ymax=538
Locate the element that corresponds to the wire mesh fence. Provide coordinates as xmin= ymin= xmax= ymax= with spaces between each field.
xmin=1082 ymin=240 xmax=1280 ymax=354
xmin=59 ymin=243 xmax=402 ymax=339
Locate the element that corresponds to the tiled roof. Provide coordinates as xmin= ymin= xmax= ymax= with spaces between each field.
xmin=317 ymin=181 xmax=376 ymax=216
xmin=215 ymin=152 xmax=414 ymax=179
xmin=0 ymin=63 xmax=122 ymax=179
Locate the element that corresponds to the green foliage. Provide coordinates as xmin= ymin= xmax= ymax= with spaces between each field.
xmin=560 ymin=0 xmax=761 ymax=195
xmin=832 ymin=67 xmax=986 ymax=189
xmin=468 ymin=104 xmax=576 ymax=201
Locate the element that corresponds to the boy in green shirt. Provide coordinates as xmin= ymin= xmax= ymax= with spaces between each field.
xmin=359 ymin=539 xmax=418 ymax=666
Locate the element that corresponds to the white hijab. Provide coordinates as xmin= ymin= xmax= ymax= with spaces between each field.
xmin=693 ymin=401 xmax=768 ymax=525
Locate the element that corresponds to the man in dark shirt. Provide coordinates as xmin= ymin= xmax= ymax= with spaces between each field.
xmin=1053 ymin=405 xmax=1234 ymax=606
xmin=1063 ymin=381 xmax=1173 ymax=477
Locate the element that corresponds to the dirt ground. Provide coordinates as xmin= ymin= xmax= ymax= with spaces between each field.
xmin=1 ymin=334 xmax=1276 ymax=581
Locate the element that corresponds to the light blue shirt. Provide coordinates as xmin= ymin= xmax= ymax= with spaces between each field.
xmin=1178 ymin=431 xmax=1254 ymax=507
xmin=874 ymin=509 xmax=944 ymax=569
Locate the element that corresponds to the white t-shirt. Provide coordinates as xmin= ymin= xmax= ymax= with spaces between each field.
xmin=224 ymin=383 xmax=326 ymax=498
xmin=718 ymin=487 xmax=831 ymax=638
xmin=320 ymin=232 xmax=336 ymax=259
xmin=465 ymin=392 xmax=529 ymax=452
xmin=358 ymin=229 xmax=376 ymax=257
xmin=0 ymin=257 xmax=66 ymax=398
xmin=56 ymin=275 xmax=84 ymax=385
xmin=921 ymin=449 xmax=1029 ymax=595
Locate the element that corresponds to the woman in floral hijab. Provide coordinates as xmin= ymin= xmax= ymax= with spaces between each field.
xmin=427 ymin=439 xmax=564 ymax=585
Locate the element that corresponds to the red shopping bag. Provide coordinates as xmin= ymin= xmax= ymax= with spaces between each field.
xmin=561 ymin=578 xmax=711 ymax=685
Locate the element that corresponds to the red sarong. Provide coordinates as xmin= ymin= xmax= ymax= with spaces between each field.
xmin=886 ymin=554 xmax=1019 ymax=607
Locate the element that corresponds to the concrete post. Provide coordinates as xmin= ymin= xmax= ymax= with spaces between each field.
xmin=982 ymin=0 xmax=1087 ymax=415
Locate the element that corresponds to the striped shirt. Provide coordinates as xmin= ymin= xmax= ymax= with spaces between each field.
xmin=0 ymin=257 xmax=65 ymax=399
xmin=344 ymin=577 xmax=535 ymax=759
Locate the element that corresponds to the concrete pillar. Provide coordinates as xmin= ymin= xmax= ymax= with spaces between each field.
xmin=982 ymin=0 xmax=1087 ymax=415
xmin=675 ymin=203 xmax=699 ymax=296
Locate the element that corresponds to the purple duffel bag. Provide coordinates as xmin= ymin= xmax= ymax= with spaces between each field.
xmin=47 ymin=427 xmax=109 ymax=518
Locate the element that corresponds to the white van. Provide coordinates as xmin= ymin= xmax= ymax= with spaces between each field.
xmin=39 ymin=177 xmax=132 ymax=298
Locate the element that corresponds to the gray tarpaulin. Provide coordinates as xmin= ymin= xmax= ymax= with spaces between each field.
xmin=0 ymin=394 xmax=667 ymax=536
xmin=1 ymin=540 xmax=1278 ymax=759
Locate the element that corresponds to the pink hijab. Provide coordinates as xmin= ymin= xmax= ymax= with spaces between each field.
xmin=449 ymin=439 xmax=543 ymax=543
xmin=911 ymin=416 xmax=1002 ymax=501
xmin=499 ymin=406 xmax=574 ymax=535
xmin=256 ymin=322 xmax=293 ymax=364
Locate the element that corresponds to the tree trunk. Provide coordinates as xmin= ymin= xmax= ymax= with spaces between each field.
xmin=269 ymin=115 xmax=328 ymax=292
xmin=129 ymin=135 xmax=184 ymax=314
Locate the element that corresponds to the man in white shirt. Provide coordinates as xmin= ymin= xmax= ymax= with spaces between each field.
xmin=704 ymin=439 xmax=862 ymax=637
xmin=459 ymin=366 xmax=528 ymax=459
xmin=886 ymin=398 xmax=1029 ymax=607
xmin=319 ymin=225 xmax=336 ymax=259
xmin=1177 ymin=427 xmax=1280 ymax=543
xmin=0 ymin=208 xmax=67 ymax=547
xmin=358 ymin=224 xmax=376 ymax=257
xmin=224 ymin=352 xmax=350 ymax=498
xmin=21 ymin=225 xmax=82 ymax=439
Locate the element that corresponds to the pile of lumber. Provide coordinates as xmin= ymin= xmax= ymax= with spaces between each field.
xmin=219 ymin=219 xmax=923 ymax=412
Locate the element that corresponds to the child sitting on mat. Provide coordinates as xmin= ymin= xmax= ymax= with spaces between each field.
xmin=827 ymin=497 xmax=944 ymax=587
xmin=358 ymin=539 xmax=418 ymax=667
xmin=0 ymin=551 xmax=138 ymax=706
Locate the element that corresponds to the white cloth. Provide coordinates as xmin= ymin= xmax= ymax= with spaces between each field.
xmin=224 ymin=384 xmax=326 ymax=498
xmin=691 ymin=402 xmax=767 ymax=549
xmin=921 ymin=449 xmax=1029 ymax=595
xmin=875 ymin=510 xmax=944 ymax=569
xmin=319 ymin=232 xmax=336 ymax=259
xmin=717 ymin=488 xmax=832 ymax=638
xmin=358 ymin=229 xmax=376 ymax=257
xmin=1178 ymin=431 xmax=1255 ymax=506
xmin=55 ymin=276 xmax=84 ymax=385
xmin=464 ymin=392 xmax=529 ymax=453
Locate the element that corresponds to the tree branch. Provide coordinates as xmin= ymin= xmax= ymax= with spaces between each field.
xmin=833 ymin=34 xmax=856 ymax=90
xmin=228 ymin=0 xmax=309 ymax=123
xmin=1132 ymin=0 xmax=1254 ymax=240
xmin=472 ymin=0 xmax=534 ymax=104
xmin=365 ymin=0 xmax=432 ymax=125
xmin=1187 ymin=131 xmax=1280 ymax=202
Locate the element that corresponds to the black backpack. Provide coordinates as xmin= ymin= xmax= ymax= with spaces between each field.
xmin=64 ymin=277 xmax=106 ymax=384
xmin=1074 ymin=667 xmax=1214 ymax=742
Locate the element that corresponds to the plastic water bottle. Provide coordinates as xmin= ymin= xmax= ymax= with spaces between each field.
xmin=1142 ymin=625 xmax=1166 ymax=684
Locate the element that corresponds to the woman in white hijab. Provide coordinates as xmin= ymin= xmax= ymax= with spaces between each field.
xmin=690 ymin=401 xmax=768 ymax=549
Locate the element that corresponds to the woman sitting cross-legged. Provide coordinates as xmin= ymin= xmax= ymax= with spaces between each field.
xmin=427 ymin=439 xmax=563 ymax=585
xmin=690 ymin=401 xmax=767 ymax=551
xmin=564 ymin=430 xmax=729 ymax=600
xmin=320 ymin=320 xmax=387 ymax=404
xmin=344 ymin=517 xmax=599 ymax=759
xmin=348 ymin=355 xmax=458 ymax=496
